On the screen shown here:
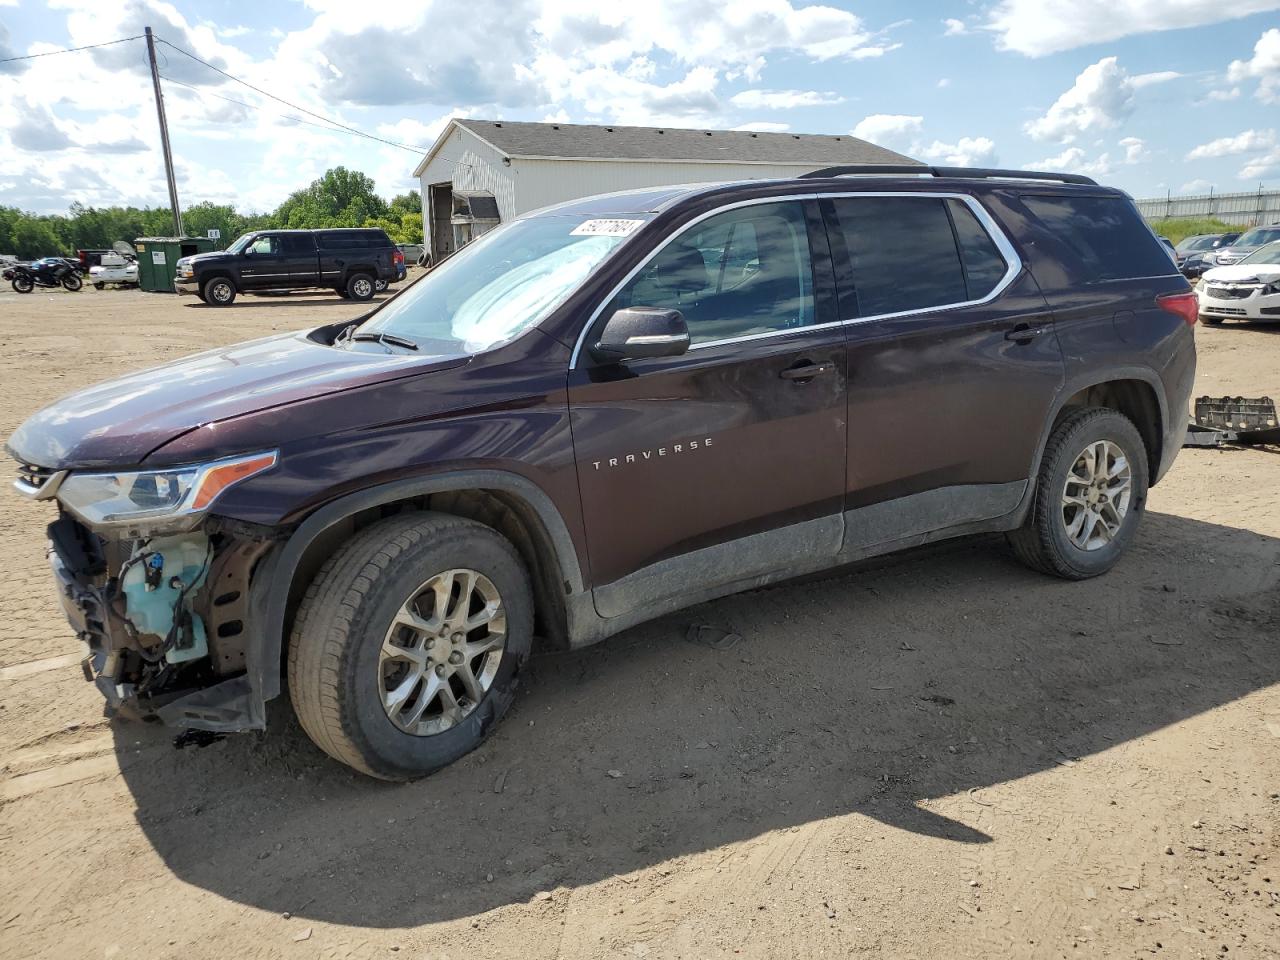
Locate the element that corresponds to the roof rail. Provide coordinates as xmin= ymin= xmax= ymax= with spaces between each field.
xmin=798 ymin=164 xmax=1098 ymax=186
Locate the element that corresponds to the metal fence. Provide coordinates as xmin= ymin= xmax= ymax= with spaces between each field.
xmin=1134 ymin=189 xmax=1280 ymax=226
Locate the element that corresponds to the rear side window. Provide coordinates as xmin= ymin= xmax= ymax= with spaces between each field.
xmin=318 ymin=232 xmax=365 ymax=249
xmin=1021 ymin=195 xmax=1175 ymax=281
xmin=280 ymin=234 xmax=315 ymax=255
xmin=946 ymin=199 xmax=1008 ymax=300
xmin=363 ymin=229 xmax=392 ymax=247
xmin=825 ymin=196 xmax=967 ymax=317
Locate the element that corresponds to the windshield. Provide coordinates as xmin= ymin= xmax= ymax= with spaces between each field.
xmin=1239 ymin=241 xmax=1280 ymax=266
xmin=225 ymin=233 xmax=255 ymax=255
xmin=1235 ymin=227 xmax=1280 ymax=248
xmin=1177 ymin=235 xmax=1217 ymax=252
xmin=354 ymin=214 xmax=646 ymax=354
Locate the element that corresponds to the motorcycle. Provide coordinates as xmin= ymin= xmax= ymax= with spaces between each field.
xmin=7 ymin=257 xmax=83 ymax=293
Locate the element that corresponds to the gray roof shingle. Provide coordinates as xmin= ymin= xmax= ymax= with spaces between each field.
xmin=451 ymin=118 xmax=920 ymax=166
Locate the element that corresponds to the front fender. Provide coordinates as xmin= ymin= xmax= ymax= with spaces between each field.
xmin=244 ymin=469 xmax=585 ymax=710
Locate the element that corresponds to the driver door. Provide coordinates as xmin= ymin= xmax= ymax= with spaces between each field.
xmin=239 ymin=234 xmax=286 ymax=289
xmin=567 ymin=199 xmax=848 ymax=620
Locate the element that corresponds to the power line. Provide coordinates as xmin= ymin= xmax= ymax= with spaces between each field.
xmin=0 ymin=34 xmax=144 ymax=65
xmin=160 ymin=73 xmax=381 ymax=141
xmin=155 ymin=36 xmax=437 ymax=156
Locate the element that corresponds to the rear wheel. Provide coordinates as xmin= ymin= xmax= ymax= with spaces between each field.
xmin=12 ymin=276 xmax=32 ymax=293
xmin=288 ymin=512 xmax=533 ymax=780
xmin=203 ymin=277 xmax=236 ymax=306
xmin=93 ymin=282 xmax=105 ymax=291
xmin=1199 ymin=314 xmax=1224 ymax=325
xmin=346 ymin=273 xmax=375 ymax=301
xmin=374 ymin=278 xmax=388 ymax=293
xmin=1009 ymin=407 xmax=1149 ymax=580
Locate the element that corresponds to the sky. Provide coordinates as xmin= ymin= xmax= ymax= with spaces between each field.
xmin=0 ymin=0 xmax=1278 ymax=216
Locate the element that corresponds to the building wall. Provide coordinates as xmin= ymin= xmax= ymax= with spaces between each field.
xmin=502 ymin=158 xmax=824 ymax=217
xmin=417 ymin=127 xmax=517 ymax=221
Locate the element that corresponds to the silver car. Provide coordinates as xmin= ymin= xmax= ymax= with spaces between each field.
xmin=1210 ymin=223 xmax=1280 ymax=266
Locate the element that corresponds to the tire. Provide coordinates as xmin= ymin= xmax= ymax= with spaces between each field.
xmin=288 ymin=512 xmax=533 ymax=780
xmin=202 ymin=277 xmax=236 ymax=306
xmin=374 ymin=278 xmax=388 ymax=293
xmin=1008 ymin=406 xmax=1149 ymax=580
xmin=1200 ymin=314 xmax=1224 ymax=325
xmin=346 ymin=273 xmax=375 ymax=301
xmin=12 ymin=276 xmax=32 ymax=293
xmin=93 ymin=282 xmax=105 ymax=290
xmin=61 ymin=273 xmax=82 ymax=291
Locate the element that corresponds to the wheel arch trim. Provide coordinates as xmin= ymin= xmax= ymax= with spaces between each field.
xmin=246 ymin=468 xmax=584 ymax=708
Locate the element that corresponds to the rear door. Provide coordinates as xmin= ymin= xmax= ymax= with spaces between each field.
xmin=238 ymin=234 xmax=287 ymax=289
xmin=567 ymin=199 xmax=848 ymax=619
xmin=281 ymin=233 xmax=319 ymax=286
xmin=821 ymin=193 xmax=1064 ymax=548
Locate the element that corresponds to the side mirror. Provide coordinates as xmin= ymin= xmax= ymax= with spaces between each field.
xmin=591 ymin=307 xmax=690 ymax=362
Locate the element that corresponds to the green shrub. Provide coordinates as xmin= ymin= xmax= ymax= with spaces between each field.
xmin=1146 ymin=217 xmax=1238 ymax=246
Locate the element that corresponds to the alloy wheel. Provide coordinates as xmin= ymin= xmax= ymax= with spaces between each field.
xmin=211 ymin=281 xmax=232 ymax=303
xmin=353 ymin=277 xmax=372 ymax=298
xmin=377 ymin=568 xmax=507 ymax=736
xmin=1061 ymin=439 xmax=1132 ymax=551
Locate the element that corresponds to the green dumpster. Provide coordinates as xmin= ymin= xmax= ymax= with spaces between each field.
xmin=134 ymin=236 xmax=216 ymax=293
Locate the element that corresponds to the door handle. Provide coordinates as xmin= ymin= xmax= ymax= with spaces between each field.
xmin=779 ymin=361 xmax=835 ymax=381
xmin=1005 ymin=323 xmax=1050 ymax=343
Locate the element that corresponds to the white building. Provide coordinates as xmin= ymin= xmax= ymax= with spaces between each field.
xmin=412 ymin=118 xmax=918 ymax=261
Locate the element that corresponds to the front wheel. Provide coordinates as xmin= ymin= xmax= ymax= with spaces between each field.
xmin=346 ymin=273 xmax=374 ymax=301
xmin=202 ymin=277 xmax=236 ymax=306
xmin=61 ymin=273 xmax=82 ymax=291
xmin=288 ymin=512 xmax=533 ymax=780
xmin=1008 ymin=407 xmax=1149 ymax=580
xmin=12 ymin=276 xmax=33 ymax=293
xmin=93 ymin=282 xmax=105 ymax=290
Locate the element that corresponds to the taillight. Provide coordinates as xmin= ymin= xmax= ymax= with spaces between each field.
xmin=393 ymin=250 xmax=405 ymax=265
xmin=1156 ymin=290 xmax=1199 ymax=327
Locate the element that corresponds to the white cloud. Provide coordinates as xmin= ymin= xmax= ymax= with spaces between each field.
xmin=918 ymin=137 xmax=998 ymax=166
xmin=730 ymin=89 xmax=844 ymax=110
xmin=987 ymin=0 xmax=1280 ymax=57
xmin=1207 ymin=86 xmax=1241 ymax=101
xmin=1029 ymin=147 xmax=1113 ymax=177
xmin=1186 ymin=129 xmax=1276 ymax=160
xmin=1119 ymin=136 xmax=1147 ymax=163
xmin=1024 ymin=57 xmax=1135 ymax=143
xmin=937 ymin=77 xmax=951 ymax=88
xmin=851 ymin=114 xmax=923 ymax=151
xmin=733 ymin=121 xmax=791 ymax=133
xmin=1227 ymin=28 xmax=1280 ymax=104
xmin=1180 ymin=178 xmax=1215 ymax=193
xmin=1131 ymin=71 xmax=1181 ymax=88
xmin=943 ymin=18 xmax=968 ymax=36
xmin=1240 ymin=148 xmax=1280 ymax=180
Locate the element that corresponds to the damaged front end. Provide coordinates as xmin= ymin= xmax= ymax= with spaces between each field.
xmin=16 ymin=453 xmax=280 ymax=731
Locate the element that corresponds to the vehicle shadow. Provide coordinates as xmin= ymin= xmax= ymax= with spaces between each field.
xmin=113 ymin=510 xmax=1280 ymax=928
xmin=180 ymin=295 xmax=395 ymax=310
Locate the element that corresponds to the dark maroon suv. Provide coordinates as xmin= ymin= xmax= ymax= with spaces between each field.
xmin=7 ymin=167 xmax=1197 ymax=779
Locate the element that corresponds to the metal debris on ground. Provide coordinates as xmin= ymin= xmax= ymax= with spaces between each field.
xmin=686 ymin=624 xmax=742 ymax=650
xmin=1184 ymin=396 xmax=1280 ymax=447
xmin=172 ymin=729 xmax=226 ymax=750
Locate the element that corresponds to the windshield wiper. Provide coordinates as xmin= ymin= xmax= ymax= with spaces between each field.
xmin=350 ymin=331 xmax=419 ymax=351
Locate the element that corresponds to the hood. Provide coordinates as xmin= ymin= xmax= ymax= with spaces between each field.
xmin=178 ymin=251 xmax=232 ymax=267
xmin=1202 ymin=263 xmax=1280 ymax=284
xmin=6 ymin=331 xmax=465 ymax=469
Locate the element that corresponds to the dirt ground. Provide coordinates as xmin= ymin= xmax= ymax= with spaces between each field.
xmin=1 ymin=281 xmax=1277 ymax=960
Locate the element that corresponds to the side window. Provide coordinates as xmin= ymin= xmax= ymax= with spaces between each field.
xmin=1021 ymin=195 xmax=1175 ymax=281
xmin=279 ymin=234 xmax=315 ymax=255
xmin=946 ymin=199 xmax=1008 ymax=300
xmin=247 ymin=235 xmax=279 ymax=255
xmin=607 ymin=201 xmax=814 ymax=345
xmin=827 ymin=197 xmax=967 ymax=317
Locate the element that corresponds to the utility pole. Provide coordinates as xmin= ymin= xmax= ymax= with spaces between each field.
xmin=144 ymin=26 xmax=184 ymax=237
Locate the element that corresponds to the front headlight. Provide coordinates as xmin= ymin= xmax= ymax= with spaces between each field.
xmin=1263 ymin=280 xmax=1280 ymax=295
xmin=56 ymin=451 xmax=277 ymax=529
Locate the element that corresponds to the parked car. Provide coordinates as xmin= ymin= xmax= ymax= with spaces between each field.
xmin=1174 ymin=233 xmax=1239 ymax=275
xmin=7 ymin=167 xmax=1196 ymax=780
xmin=89 ymin=252 xmax=138 ymax=289
xmin=1207 ymin=223 xmax=1280 ymax=266
xmin=1196 ymin=240 xmax=1280 ymax=324
xmin=174 ymin=227 xmax=405 ymax=306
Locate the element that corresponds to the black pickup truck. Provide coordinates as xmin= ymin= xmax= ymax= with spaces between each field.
xmin=174 ymin=227 xmax=406 ymax=305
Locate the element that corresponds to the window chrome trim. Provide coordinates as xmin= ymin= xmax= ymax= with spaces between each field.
xmin=568 ymin=191 xmax=1025 ymax=369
